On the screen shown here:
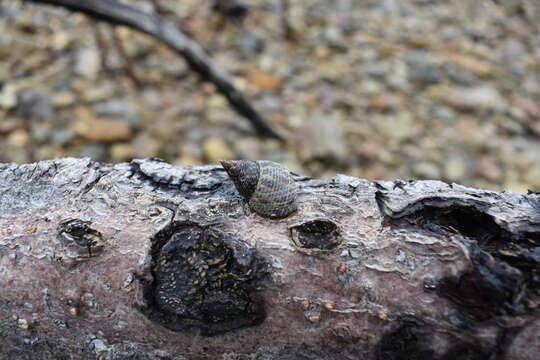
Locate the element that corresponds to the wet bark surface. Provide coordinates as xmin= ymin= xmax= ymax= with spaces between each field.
xmin=0 ymin=158 xmax=539 ymax=359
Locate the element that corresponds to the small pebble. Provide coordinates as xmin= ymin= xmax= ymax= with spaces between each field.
xmin=17 ymin=318 xmax=29 ymax=329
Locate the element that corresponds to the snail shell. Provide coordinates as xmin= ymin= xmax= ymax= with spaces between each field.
xmin=220 ymin=160 xmax=298 ymax=219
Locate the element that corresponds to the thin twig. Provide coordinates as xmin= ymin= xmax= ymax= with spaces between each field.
xmin=110 ymin=26 xmax=143 ymax=89
xmin=27 ymin=0 xmax=284 ymax=141
xmin=149 ymin=0 xmax=171 ymax=17
xmin=280 ymin=0 xmax=297 ymax=42
xmin=92 ymin=21 xmax=110 ymax=73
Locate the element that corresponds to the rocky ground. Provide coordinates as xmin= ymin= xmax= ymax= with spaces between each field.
xmin=0 ymin=0 xmax=539 ymax=191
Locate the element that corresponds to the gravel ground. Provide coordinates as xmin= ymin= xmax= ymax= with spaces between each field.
xmin=0 ymin=0 xmax=539 ymax=192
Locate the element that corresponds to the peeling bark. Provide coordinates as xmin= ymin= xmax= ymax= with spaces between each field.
xmin=0 ymin=158 xmax=539 ymax=359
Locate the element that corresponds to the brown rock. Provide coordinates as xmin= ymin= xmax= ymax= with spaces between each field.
xmin=297 ymin=112 xmax=347 ymax=163
xmin=444 ymin=86 xmax=507 ymax=112
xmin=0 ymin=118 xmax=19 ymax=135
xmin=447 ymin=54 xmax=494 ymax=77
xmin=132 ymin=133 xmax=161 ymax=158
xmin=110 ymin=143 xmax=134 ymax=162
xmin=202 ymin=137 xmax=234 ymax=163
xmin=35 ymin=145 xmax=65 ymax=161
xmin=513 ymin=97 xmax=540 ymax=137
xmin=370 ymin=93 xmax=401 ymax=112
xmin=52 ymin=92 xmax=76 ymax=108
xmin=406 ymin=36 xmax=432 ymax=49
xmin=513 ymin=97 xmax=540 ymax=119
xmin=444 ymin=158 xmax=467 ymax=182
xmin=174 ymin=155 xmax=202 ymax=167
xmin=247 ymin=69 xmax=283 ymax=91
xmin=72 ymin=107 xmax=132 ymax=142
xmin=356 ymin=142 xmax=379 ymax=162
xmin=529 ymin=121 xmax=540 ymax=137
xmin=7 ymin=129 xmax=29 ymax=147
xmin=503 ymin=181 xmax=530 ymax=194
xmin=78 ymin=83 xmax=116 ymax=103
xmin=476 ymin=156 xmax=502 ymax=182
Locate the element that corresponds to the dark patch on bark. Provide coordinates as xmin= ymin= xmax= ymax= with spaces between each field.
xmin=57 ymin=218 xmax=103 ymax=258
xmin=375 ymin=316 xmax=507 ymax=360
xmin=224 ymin=342 xmax=370 ymax=360
xmin=290 ymin=219 xmax=341 ymax=251
xmin=437 ymin=245 xmax=525 ymax=319
xmin=377 ymin=195 xmax=538 ymax=319
xmin=438 ymin=343 xmax=491 ymax=360
xmin=0 ymin=316 xmax=73 ymax=360
xmin=375 ymin=186 xmax=540 ymax=359
xmin=138 ymin=222 xmax=271 ymax=336
xmin=376 ymin=316 xmax=434 ymax=360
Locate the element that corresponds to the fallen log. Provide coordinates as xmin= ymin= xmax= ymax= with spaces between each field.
xmin=0 ymin=158 xmax=539 ymax=359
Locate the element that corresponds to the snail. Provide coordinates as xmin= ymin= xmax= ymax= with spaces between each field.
xmin=220 ymin=160 xmax=298 ymax=219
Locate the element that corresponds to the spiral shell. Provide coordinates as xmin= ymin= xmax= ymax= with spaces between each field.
xmin=221 ymin=160 xmax=298 ymax=219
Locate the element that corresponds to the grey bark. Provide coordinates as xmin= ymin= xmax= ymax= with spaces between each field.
xmin=0 ymin=158 xmax=539 ymax=360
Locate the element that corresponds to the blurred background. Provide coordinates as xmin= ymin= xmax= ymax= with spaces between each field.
xmin=0 ymin=0 xmax=539 ymax=192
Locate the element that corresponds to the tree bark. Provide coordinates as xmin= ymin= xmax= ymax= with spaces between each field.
xmin=0 ymin=158 xmax=539 ymax=359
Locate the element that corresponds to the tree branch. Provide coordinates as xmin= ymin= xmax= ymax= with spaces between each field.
xmin=26 ymin=0 xmax=284 ymax=141
xmin=1 ymin=158 xmax=539 ymax=359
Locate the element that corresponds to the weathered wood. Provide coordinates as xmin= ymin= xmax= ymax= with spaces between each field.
xmin=0 ymin=158 xmax=539 ymax=359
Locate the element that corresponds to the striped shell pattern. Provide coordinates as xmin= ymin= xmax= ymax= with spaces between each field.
xmin=220 ymin=160 xmax=298 ymax=219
